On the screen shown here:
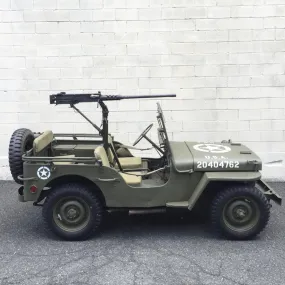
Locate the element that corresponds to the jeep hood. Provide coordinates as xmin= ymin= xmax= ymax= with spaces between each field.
xmin=169 ymin=141 xmax=262 ymax=173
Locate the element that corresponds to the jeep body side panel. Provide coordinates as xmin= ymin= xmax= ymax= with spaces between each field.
xmin=169 ymin=141 xmax=194 ymax=172
xmin=22 ymin=161 xmax=204 ymax=208
xmin=187 ymin=172 xmax=262 ymax=210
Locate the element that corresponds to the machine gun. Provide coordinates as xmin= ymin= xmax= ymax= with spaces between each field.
xmin=49 ymin=92 xmax=176 ymax=150
xmin=50 ymin=92 xmax=176 ymax=105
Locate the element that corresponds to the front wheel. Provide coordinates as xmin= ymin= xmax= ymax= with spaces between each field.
xmin=42 ymin=183 xmax=103 ymax=241
xmin=211 ymin=186 xmax=270 ymax=240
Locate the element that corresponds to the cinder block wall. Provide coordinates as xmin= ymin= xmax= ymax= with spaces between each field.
xmin=0 ymin=0 xmax=285 ymax=179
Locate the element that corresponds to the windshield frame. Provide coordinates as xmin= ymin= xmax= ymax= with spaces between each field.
xmin=156 ymin=103 xmax=170 ymax=153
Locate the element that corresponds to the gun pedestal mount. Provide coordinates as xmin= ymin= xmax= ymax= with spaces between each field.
xmin=50 ymin=92 xmax=176 ymax=150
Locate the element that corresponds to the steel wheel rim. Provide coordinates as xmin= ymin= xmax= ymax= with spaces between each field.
xmin=222 ymin=196 xmax=260 ymax=232
xmin=53 ymin=196 xmax=91 ymax=232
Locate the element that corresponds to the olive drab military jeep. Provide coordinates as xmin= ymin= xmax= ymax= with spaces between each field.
xmin=8 ymin=92 xmax=282 ymax=241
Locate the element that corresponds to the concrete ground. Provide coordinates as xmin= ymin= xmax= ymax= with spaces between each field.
xmin=0 ymin=181 xmax=284 ymax=285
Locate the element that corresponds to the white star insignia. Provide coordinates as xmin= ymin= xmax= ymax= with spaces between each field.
xmin=37 ymin=167 xmax=51 ymax=180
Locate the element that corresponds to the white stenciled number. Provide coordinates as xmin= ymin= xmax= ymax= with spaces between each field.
xmin=197 ymin=160 xmax=240 ymax=169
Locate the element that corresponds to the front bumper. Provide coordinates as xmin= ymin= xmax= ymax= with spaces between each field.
xmin=257 ymin=180 xmax=282 ymax=205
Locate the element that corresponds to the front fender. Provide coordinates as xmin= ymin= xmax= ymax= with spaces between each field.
xmin=188 ymin=172 xmax=262 ymax=210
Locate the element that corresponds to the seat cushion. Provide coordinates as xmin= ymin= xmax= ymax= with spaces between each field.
xmin=53 ymin=155 xmax=75 ymax=165
xmin=117 ymin=157 xmax=142 ymax=169
xmin=120 ymin=173 xmax=142 ymax=186
xmin=94 ymin=147 xmax=110 ymax=167
xmin=33 ymin=130 xmax=54 ymax=154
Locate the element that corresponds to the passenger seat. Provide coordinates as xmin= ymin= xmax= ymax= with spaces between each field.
xmin=107 ymin=135 xmax=145 ymax=169
xmin=95 ymin=146 xmax=142 ymax=186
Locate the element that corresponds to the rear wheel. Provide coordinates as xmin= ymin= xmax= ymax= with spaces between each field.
xmin=211 ymin=186 xmax=270 ymax=240
xmin=42 ymin=183 xmax=103 ymax=240
xmin=9 ymin=128 xmax=34 ymax=184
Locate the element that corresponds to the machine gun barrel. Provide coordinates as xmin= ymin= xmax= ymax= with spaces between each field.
xmin=50 ymin=92 xmax=176 ymax=105
xmin=119 ymin=94 xmax=176 ymax=99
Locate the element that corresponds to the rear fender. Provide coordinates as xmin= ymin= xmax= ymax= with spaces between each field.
xmin=188 ymin=172 xmax=262 ymax=210
xmin=21 ymin=172 xmax=102 ymax=203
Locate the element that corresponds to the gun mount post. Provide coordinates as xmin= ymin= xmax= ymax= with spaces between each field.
xmin=98 ymin=100 xmax=109 ymax=151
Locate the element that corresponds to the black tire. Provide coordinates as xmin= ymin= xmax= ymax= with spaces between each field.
xmin=211 ymin=186 xmax=270 ymax=240
xmin=9 ymin=128 xmax=34 ymax=184
xmin=42 ymin=183 xmax=103 ymax=241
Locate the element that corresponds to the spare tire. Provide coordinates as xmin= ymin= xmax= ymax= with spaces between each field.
xmin=9 ymin=128 xmax=34 ymax=184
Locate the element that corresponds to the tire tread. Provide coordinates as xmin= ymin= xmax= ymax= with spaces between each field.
xmin=211 ymin=186 xmax=270 ymax=240
xmin=42 ymin=183 xmax=103 ymax=241
xmin=8 ymin=128 xmax=34 ymax=184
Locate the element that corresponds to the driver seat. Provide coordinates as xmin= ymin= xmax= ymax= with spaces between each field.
xmin=107 ymin=135 xmax=143 ymax=169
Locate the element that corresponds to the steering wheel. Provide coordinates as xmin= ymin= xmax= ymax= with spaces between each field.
xmin=133 ymin=124 xmax=153 ymax=146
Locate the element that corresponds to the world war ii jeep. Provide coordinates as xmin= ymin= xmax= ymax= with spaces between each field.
xmin=9 ymin=92 xmax=282 ymax=241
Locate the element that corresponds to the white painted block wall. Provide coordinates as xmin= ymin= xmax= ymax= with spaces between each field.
xmin=0 ymin=0 xmax=285 ymax=179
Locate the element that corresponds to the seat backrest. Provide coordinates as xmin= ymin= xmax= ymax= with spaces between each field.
xmin=107 ymin=135 xmax=115 ymax=161
xmin=33 ymin=130 xmax=54 ymax=155
xmin=94 ymin=146 xmax=110 ymax=167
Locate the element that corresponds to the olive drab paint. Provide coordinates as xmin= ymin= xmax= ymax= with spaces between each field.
xmin=10 ymin=93 xmax=282 ymax=240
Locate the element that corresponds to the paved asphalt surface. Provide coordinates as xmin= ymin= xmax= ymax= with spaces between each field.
xmin=0 ymin=181 xmax=284 ymax=285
